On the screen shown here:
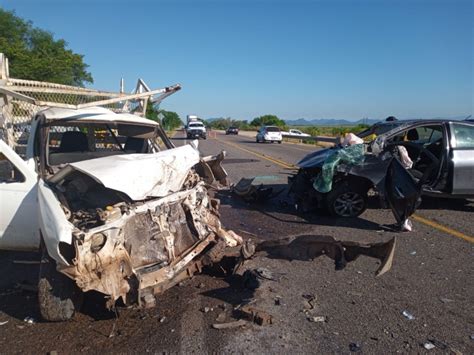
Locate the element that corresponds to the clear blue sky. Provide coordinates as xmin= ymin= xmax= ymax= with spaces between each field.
xmin=2 ymin=0 xmax=473 ymax=121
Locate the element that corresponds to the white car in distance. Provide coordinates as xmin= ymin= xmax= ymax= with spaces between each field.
xmin=256 ymin=126 xmax=283 ymax=143
xmin=288 ymin=129 xmax=310 ymax=137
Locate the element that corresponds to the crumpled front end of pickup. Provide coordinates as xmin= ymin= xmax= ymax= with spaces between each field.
xmin=43 ymin=145 xmax=241 ymax=308
xmin=59 ymin=178 xmax=242 ymax=308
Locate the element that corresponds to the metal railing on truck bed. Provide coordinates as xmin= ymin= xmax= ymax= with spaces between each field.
xmin=0 ymin=53 xmax=180 ymax=156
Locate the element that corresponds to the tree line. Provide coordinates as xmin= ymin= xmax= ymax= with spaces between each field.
xmin=206 ymin=115 xmax=369 ymax=137
xmin=206 ymin=114 xmax=287 ymax=130
xmin=1 ymin=8 xmax=183 ymax=130
xmin=0 ymin=8 xmax=92 ymax=86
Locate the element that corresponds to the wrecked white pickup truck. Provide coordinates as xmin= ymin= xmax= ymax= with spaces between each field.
xmin=0 ymin=106 xmax=241 ymax=321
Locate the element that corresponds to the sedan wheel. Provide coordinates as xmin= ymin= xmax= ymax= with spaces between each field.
xmin=333 ymin=192 xmax=365 ymax=217
xmin=326 ymin=184 xmax=368 ymax=218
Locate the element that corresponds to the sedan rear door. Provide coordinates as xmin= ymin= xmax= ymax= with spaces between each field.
xmin=449 ymin=123 xmax=474 ymax=195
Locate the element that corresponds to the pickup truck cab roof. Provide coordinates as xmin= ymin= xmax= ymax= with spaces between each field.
xmin=37 ymin=106 xmax=160 ymax=127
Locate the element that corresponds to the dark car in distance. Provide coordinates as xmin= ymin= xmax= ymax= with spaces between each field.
xmin=226 ymin=126 xmax=239 ymax=135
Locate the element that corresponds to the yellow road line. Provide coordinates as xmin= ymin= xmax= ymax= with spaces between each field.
xmin=412 ymin=214 xmax=473 ymax=244
xmin=214 ymin=134 xmax=473 ymax=244
xmin=214 ymin=136 xmax=297 ymax=170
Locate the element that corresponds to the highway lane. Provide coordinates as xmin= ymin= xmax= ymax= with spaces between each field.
xmin=170 ymin=131 xmax=474 ymax=353
xmin=214 ymin=130 xmax=319 ymax=167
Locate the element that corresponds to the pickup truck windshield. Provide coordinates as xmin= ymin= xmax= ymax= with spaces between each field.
xmin=44 ymin=121 xmax=166 ymax=167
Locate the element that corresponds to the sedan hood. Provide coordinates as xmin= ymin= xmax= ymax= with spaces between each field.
xmin=297 ymin=147 xmax=338 ymax=168
xmin=49 ymin=144 xmax=200 ymax=200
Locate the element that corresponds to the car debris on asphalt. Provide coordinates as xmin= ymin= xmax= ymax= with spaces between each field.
xmin=232 ymin=176 xmax=284 ymax=203
xmin=215 ymin=312 xmax=226 ymax=323
xmin=238 ymin=305 xmax=273 ymax=326
xmin=307 ymin=316 xmax=326 ymax=323
xmin=349 ymin=342 xmax=362 ymax=352
xmin=402 ymin=310 xmax=415 ymax=320
xmin=302 ymin=294 xmax=317 ymax=310
xmin=212 ymin=319 xmax=248 ymax=330
xmin=23 ymin=316 xmax=35 ymax=324
xmin=201 ymin=307 xmax=213 ymax=313
xmin=423 ymin=341 xmax=436 ymax=350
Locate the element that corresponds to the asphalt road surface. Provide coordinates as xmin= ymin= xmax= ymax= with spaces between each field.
xmin=0 ymin=131 xmax=472 ymax=354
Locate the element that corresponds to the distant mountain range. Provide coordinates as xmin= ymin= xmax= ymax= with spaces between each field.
xmin=286 ymin=116 xmax=470 ymax=126
xmin=286 ymin=118 xmax=380 ymax=126
xmin=205 ymin=116 xmax=470 ymax=126
xmin=205 ymin=117 xmax=379 ymax=125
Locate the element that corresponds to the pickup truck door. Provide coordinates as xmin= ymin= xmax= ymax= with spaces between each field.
xmin=449 ymin=123 xmax=474 ymax=195
xmin=0 ymin=140 xmax=39 ymax=250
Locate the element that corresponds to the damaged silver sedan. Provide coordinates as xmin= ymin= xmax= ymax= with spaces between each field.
xmin=0 ymin=107 xmax=241 ymax=321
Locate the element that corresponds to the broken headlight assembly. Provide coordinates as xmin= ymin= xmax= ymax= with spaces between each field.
xmin=89 ymin=232 xmax=107 ymax=253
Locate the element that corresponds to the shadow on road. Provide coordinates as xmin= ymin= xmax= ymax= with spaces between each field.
xmin=200 ymin=268 xmax=256 ymax=309
xmin=171 ymin=137 xmax=208 ymax=141
xmin=216 ymin=187 xmax=386 ymax=231
xmin=222 ymin=158 xmax=261 ymax=164
xmin=0 ymin=251 xmax=41 ymax=321
xmin=418 ymin=196 xmax=474 ymax=212
xmin=201 ymin=233 xmax=395 ymax=309
xmin=0 ymin=251 xmax=115 ymax=322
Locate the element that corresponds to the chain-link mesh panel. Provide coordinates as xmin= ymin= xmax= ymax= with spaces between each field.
xmin=1 ymin=78 xmax=147 ymax=155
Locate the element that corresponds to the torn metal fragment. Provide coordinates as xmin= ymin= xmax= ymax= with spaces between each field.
xmin=239 ymin=305 xmax=273 ymax=326
xmin=233 ymin=176 xmax=284 ymax=203
xmin=256 ymin=235 xmax=396 ymax=276
xmin=212 ymin=319 xmax=247 ymax=329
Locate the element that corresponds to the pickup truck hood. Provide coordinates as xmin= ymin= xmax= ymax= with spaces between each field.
xmin=49 ymin=144 xmax=200 ymax=201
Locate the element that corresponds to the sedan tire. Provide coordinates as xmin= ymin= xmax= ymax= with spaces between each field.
xmin=326 ymin=183 xmax=368 ymax=218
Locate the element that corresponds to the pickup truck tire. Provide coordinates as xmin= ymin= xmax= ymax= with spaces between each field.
xmin=38 ymin=245 xmax=83 ymax=321
xmin=278 ymin=141 xmax=282 ymax=144
xmin=326 ymin=183 xmax=368 ymax=218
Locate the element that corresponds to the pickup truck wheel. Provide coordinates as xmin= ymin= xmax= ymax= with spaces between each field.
xmin=326 ymin=183 xmax=368 ymax=218
xmin=38 ymin=246 xmax=83 ymax=321
xmin=278 ymin=141 xmax=282 ymax=144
